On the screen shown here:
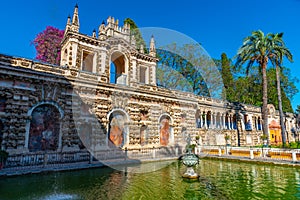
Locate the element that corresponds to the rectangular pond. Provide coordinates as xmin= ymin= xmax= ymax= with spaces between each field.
xmin=0 ymin=159 xmax=300 ymax=200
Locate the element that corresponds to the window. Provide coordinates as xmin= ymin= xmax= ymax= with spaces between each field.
xmin=110 ymin=52 xmax=127 ymax=84
xmin=140 ymin=66 xmax=147 ymax=84
xmin=82 ymin=51 xmax=94 ymax=72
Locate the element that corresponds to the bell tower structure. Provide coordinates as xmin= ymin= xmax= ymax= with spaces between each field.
xmin=60 ymin=4 xmax=158 ymax=86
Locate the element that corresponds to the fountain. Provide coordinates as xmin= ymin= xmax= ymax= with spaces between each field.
xmin=180 ymin=134 xmax=199 ymax=179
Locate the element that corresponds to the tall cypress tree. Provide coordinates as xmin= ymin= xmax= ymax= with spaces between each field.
xmin=220 ymin=53 xmax=235 ymax=102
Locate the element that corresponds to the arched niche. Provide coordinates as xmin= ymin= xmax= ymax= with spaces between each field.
xmin=158 ymin=114 xmax=174 ymax=146
xmin=140 ymin=125 xmax=148 ymax=146
xmin=26 ymin=103 xmax=63 ymax=152
xmin=110 ymin=51 xmax=128 ymax=85
xmin=78 ymin=123 xmax=92 ymax=150
xmin=107 ymin=109 xmax=129 ymax=148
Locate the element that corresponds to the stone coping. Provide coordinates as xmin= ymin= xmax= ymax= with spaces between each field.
xmin=0 ymin=157 xmax=177 ymax=177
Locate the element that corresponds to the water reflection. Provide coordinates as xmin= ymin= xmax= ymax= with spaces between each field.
xmin=0 ymin=159 xmax=300 ymax=199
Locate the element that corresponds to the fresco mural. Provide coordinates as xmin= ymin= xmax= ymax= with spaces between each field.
xmin=28 ymin=104 xmax=60 ymax=152
xmin=108 ymin=113 xmax=126 ymax=147
xmin=159 ymin=116 xmax=173 ymax=146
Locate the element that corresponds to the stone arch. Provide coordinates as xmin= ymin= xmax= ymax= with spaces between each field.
xmin=244 ymin=114 xmax=252 ymax=130
xmin=158 ymin=113 xmax=174 ymax=146
xmin=26 ymin=102 xmax=63 ymax=152
xmin=216 ymin=112 xmax=221 ymax=129
xmin=110 ymin=51 xmax=129 ymax=85
xmin=257 ymin=117 xmax=262 ymax=130
xmin=107 ymin=109 xmax=129 ymax=147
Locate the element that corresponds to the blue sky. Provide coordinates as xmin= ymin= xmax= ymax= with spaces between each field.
xmin=1 ymin=0 xmax=300 ymax=110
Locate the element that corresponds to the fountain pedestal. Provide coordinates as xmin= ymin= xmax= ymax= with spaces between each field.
xmin=181 ymin=148 xmax=199 ymax=179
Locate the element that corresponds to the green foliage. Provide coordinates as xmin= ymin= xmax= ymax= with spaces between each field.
xmin=156 ymin=43 xmax=221 ymax=97
xmin=270 ymin=142 xmax=300 ymax=149
xmin=225 ymin=135 xmax=230 ymax=141
xmin=124 ymin=18 xmax=147 ymax=52
xmin=296 ymin=105 xmax=300 ymax=114
xmin=260 ymin=134 xmax=268 ymax=140
xmin=231 ymin=30 xmax=297 ymax=114
xmin=220 ymin=53 xmax=235 ymax=102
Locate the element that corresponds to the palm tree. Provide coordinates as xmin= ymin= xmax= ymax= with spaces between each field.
xmin=235 ymin=30 xmax=277 ymax=144
xmin=270 ymin=32 xmax=293 ymax=146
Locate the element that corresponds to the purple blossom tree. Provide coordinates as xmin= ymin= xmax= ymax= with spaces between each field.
xmin=32 ymin=26 xmax=64 ymax=65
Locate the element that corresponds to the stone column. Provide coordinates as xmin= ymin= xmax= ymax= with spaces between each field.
xmin=227 ymin=115 xmax=230 ymax=130
xmin=204 ymin=111 xmax=207 ymax=129
xmin=240 ymin=115 xmax=245 ymax=131
xmin=212 ymin=112 xmax=216 ymax=129
xmin=230 ymin=115 xmax=233 ymax=130
xmin=222 ymin=114 xmax=226 ymax=129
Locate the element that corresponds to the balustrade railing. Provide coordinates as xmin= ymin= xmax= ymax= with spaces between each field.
xmin=199 ymin=145 xmax=300 ymax=162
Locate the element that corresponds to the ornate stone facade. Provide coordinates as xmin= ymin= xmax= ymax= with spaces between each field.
xmin=0 ymin=5 xmax=297 ymax=156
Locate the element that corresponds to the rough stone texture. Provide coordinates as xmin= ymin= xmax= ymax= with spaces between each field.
xmin=0 ymin=7 xmax=297 ymax=157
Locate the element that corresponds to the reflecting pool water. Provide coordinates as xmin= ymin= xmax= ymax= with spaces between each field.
xmin=1 ymin=159 xmax=300 ymax=200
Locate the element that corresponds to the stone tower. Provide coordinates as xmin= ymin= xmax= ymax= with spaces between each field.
xmin=60 ymin=5 xmax=158 ymax=86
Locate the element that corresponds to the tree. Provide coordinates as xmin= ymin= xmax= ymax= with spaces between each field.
xmin=32 ymin=26 xmax=64 ymax=65
xmin=123 ymin=18 xmax=147 ymax=52
xmin=156 ymin=43 xmax=222 ymax=97
xmin=266 ymin=68 xmax=294 ymax=112
xmin=270 ymin=32 xmax=293 ymax=146
xmin=235 ymin=30 xmax=277 ymax=143
xmin=220 ymin=53 xmax=235 ymax=102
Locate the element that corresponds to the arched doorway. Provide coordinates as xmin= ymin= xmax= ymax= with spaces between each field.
xmin=28 ymin=104 xmax=60 ymax=152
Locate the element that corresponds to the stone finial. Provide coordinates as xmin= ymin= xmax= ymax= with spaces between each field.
xmin=99 ymin=21 xmax=106 ymax=40
xmin=64 ymin=15 xmax=71 ymax=36
xmin=115 ymin=19 xmax=119 ymax=28
xmin=71 ymin=4 xmax=80 ymax=32
xmin=149 ymin=35 xmax=156 ymax=57
xmin=92 ymin=29 xmax=96 ymax=38
xmin=140 ymin=44 xmax=144 ymax=53
xmin=107 ymin=16 xmax=111 ymax=24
